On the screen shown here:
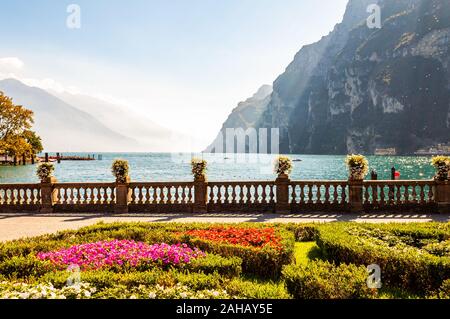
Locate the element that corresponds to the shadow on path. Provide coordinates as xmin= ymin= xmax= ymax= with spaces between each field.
xmin=1 ymin=212 xmax=449 ymax=223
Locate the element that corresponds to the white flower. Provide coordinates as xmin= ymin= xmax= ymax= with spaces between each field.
xmin=179 ymin=292 xmax=188 ymax=299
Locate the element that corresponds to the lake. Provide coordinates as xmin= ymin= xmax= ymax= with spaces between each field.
xmin=0 ymin=153 xmax=435 ymax=183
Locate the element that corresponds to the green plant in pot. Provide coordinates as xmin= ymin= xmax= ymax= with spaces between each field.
xmin=431 ymin=156 xmax=450 ymax=181
xmin=346 ymin=154 xmax=368 ymax=181
xmin=36 ymin=163 xmax=55 ymax=182
xmin=274 ymin=156 xmax=293 ymax=177
xmin=191 ymin=158 xmax=207 ymax=181
xmin=112 ymin=159 xmax=130 ymax=183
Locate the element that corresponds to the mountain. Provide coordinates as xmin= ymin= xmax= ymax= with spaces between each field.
xmin=54 ymin=92 xmax=184 ymax=152
xmin=0 ymin=78 xmax=140 ymax=152
xmin=204 ymin=85 xmax=272 ymax=152
xmin=208 ymin=0 xmax=450 ymax=155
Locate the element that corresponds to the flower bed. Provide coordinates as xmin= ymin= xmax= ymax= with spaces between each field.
xmin=37 ymin=240 xmax=205 ymax=270
xmin=181 ymin=226 xmax=295 ymax=279
xmin=0 ymin=222 xmax=448 ymax=299
xmin=182 ymin=226 xmax=283 ymax=249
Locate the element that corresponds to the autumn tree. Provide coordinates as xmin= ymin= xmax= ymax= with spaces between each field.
xmin=0 ymin=91 xmax=42 ymax=158
xmin=22 ymin=130 xmax=43 ymax=154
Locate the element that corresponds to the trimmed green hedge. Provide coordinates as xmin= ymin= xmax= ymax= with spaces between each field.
xmin=283 ymin=224 xmax=319 ymax=242
xmin=434 ymin=279 xmax=450 ymax=299
xmin=183 ymin=254 xmax=241 ymax=278
xmin=283 ymin=260 xmax=374 ymax=299
xmin=316 ymin=223 xmax=450 ymax=294
xmin=0 ymin=255 xmax=53 ymax=279
xmin=0 ymin=253 xmax=241 ymax=280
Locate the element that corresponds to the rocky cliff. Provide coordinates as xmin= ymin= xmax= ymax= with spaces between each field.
xmin=209 ymin=0 xmax=450 ymax=155
xmin=205 ymin=85 xmax=272 ymax=153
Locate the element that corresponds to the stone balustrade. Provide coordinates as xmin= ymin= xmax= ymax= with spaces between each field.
xmin=0 ymin=176 xmax=448 ymax=214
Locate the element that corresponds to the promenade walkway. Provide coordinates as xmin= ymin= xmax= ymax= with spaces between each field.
xmin=0 ymin=212 xmax=449 ymax=241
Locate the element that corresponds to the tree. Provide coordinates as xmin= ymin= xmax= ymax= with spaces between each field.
xmin=0 ymin=91 xmax=42 ymax=158
xmin=22 ymin=130 xmax=43 ymax=154
xmin=1 ymin=134 xmax=31 ymax=157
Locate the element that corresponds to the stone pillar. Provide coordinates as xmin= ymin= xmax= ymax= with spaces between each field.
xmin=115 ymin=176 xmax=131 ymax=213
xmin=40 ymin=177 xmax=58 ymax=213
xmin=349 ymin=180 xmax=364 ymax=213
xmin=434 ymin=181 xmax=450 ymax=214
xmin=275 ymin=174 xmax=290 ymax=214
xmin=193 ymin=176 xmax=208 ymax=213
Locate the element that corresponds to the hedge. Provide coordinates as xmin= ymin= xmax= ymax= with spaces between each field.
xmin=0 ymin=253 xmax=241 ymax=280
xmin=316 ymin=223 xmax=450 ymax=294
xmin=283 ymin=260 xmax=375 ymax=299
xmin=433 ymin=279 xmax=450 ymax=299
xmin=0 ymin=255 xmax=53 ymax=279
xmin=283 ymin=223 xmax=319 ymax=242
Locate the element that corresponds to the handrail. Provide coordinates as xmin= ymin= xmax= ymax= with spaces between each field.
xmin=0 ymin=178 xmax=447 ymax=213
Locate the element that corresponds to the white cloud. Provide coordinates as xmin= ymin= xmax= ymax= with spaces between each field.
xmin=0 ymin=57 xmax=24 ymax=70
xmin=20 ymin=77 xmax=80 ymax=94
xmin=0 ymin=56 xmax=80 ymax=94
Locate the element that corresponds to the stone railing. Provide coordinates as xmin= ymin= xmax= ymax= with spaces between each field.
xmin=53 ymin=182 xmax=116 ymax=212
xmin=290 ymin=181 xmax=349 ymax=212
xmin=129 ymin=182 xmax=195 ymax=213
xmin=0 ymin=183 xmax=41 ymax=211
xmin=0 ymin=176 xmax=449 ymax=214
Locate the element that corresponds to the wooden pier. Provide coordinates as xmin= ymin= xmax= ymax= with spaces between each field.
xmin=38 ymin=153 xmax=100 ymax=163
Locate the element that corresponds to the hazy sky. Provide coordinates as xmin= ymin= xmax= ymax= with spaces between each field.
xmin=0 ymin=0 xmax=349 ymax=146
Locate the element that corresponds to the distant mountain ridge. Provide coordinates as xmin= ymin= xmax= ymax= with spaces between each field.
xmin=0 ymin=78 xmax=140 ymax=152
xmin=54 ymin=91 xmax=179 ymax=151
xmin=207 ymin=0 xmax=450 ymax=155
xmin=0 ymin=78 xmax=184 ymax=152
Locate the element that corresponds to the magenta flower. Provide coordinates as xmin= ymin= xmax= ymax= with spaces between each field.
xmin=36 ymin=240 xmax=205 ymax=270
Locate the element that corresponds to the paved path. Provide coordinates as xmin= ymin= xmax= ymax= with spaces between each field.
xmin=0 ymin=213 xmax=449 ymax=241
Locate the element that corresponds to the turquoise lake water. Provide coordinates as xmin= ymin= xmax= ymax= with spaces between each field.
xmin=0 ymin=153 xmax=436 ymax=183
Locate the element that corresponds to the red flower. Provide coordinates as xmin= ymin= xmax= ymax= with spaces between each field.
xmin=182 ymin=227 xmax=283 ymax=250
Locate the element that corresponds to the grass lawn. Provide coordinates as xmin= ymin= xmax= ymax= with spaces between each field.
xmin=0 ymin=222 xmax=448 ymax=299
xmin=294 ymin=242 xmax=321 ymax=266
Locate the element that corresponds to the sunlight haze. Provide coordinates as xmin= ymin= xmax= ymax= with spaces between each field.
xmin=0 ymin=0 xmax=348 ymax=151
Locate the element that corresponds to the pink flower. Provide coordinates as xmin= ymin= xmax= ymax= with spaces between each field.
xmin=37 ymin=240 xmax=205 ymax=270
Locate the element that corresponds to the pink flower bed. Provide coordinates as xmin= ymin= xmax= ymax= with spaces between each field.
xmin=36 ymin=240 xmax=205 ymax=270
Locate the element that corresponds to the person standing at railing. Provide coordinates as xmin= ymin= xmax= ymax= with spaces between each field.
xmin=371 ymin=170 xmax=378 ymax=180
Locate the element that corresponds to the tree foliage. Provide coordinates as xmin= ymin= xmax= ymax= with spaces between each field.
xmin=0 ymin=91 xmax=42 ymax=157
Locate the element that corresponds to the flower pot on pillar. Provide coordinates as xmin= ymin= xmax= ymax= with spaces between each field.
xmin=434 ymin=181 xmax=450 ymax=214
xmin=40 ymin=177 xmax=58 ymax=213
xmin=275 ymin=173 xmax=290 ymax=214
xmin=115 ymin=176 xmax=131 ymax=213
xmin=349 ymin=180 xmax=364 ymax=213
xmin=193 ymin=175 xmax=207 ymax=213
